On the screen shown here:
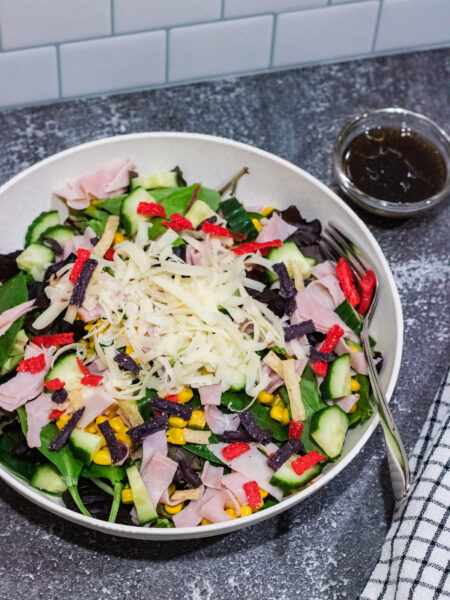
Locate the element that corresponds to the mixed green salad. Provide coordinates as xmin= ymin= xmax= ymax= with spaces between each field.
xmin=0 ymin=159 xmax=379 ymax=528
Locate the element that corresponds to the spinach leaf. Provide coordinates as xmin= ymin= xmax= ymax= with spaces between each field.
xmin=148 ymin=185 xmax=198 ymax=241
xmin=184 ymin=433 xmax=225 ymax=466
xmin=221 ymin=390 xmax=252 ymax=412
xmin=197 ymin=187 xmax=221 ymax=210
xmin=154 ymin=518 xmax=174 ymax=528
xmin=92 ymin=194 xmax=127 ymax=216
xmin=137 ymin=389 xmax=157 ymax=421
xmin=84 ymin=207 xmax=110 ymax=236
xmin=0 ymin=272 xmax=28 ymax=369
xmin=0 ymin=430 xmax=36 ymax=482
xmin=249 ymin=403 xmax=288 ymax=442
xmin=300 ymin=365 xmax=327 ymax=417
xmin=348 ymin=375 xmax=374 ymax=427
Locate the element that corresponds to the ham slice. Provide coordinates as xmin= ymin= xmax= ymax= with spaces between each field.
xmin=335 ymin=338 xmax=368 ymax=375
xmin=305 ymin=275 xmax=345 ymax=310
xmin=140 ymin=452 xmax=178 ymax=508
xmin=199 ymin=488 xmax=233 ymax=524
xmin=332 ymin=394 xmax=359 ymax=413
xmin=208 ymin=443 xmax=283 ymax=500
xmin=185 ymin=245 xmax=202 ymax=266
xmin=55 ymin=159 xmax=136 ymax=210
xmin=264 ymin=358 xmax=308 ymax=394
xmin=0 ymin=343 xmax=52 ymax=412
xmin=311 ymin=260 xmax=336 ymax=279
xmin=221 ymin=472 xmax=250 ymax=504
xmin=201 ymin=461 xmax=224 ymax=489
xmin=62 ymin=226 xmax=96 ymax=260
xmin=199 ymin=384 xmax=221 ymax=406
xmin=256 ymin=213 xmax=297 ymax=244
xmin=141 ymin=430 xmax=167 ymax=471
xmin=292 ymin=291 xmax=353 ymax=337
xmin=172 ymin=486 xmax=215 ymax=528
xmin=77 ymin=388 xmax=115 ymax=428
xmin=0 ymin=300 xmax=35 ymax=336
xmin=204 ymin=405 xmax=240 ymax=435
xmin=25 ymin=393 xmax=54 ymax=448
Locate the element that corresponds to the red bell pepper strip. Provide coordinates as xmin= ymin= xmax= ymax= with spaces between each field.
xmin=291 ymin=450 xmax=326 ymax=476
xmin=313 ymin=324 xmax=345 ymax=376
xmin=16 ymin=353 xmax=46 ymax=374
xmin=231 ymin=239 xmax=282 ymax=255
xmin=81 ymin=374 xmax=103 ymax=387
xmin=165 ymin=394 xmax=179 ymax=403
xmin=162 ymin=213 xmax=194 ymax=231
xmin=288 ymin=421 xmax=304 ymax=440
xmin=137 ymin=202 xmax=166 ymax=218
xmin=336 ymin=258 xmax=360 ymax=307
xmin=76 ymin=357 xmax=90 ymax=376
xmin=243 ymin=481 xmax=263 ymax=510
xmin=49 ymin=409 xmax=66 ymax=421
xmin=32 ymin=333 xmax=74 ymax=348
xmin=357 ymin=270 xmax=376 ymax=315
xmin=44 ymin=378 xmax=66 ymax=390
xmin=104 ymin=247 xmax=115 ymax=261
xmin=69 ymin=248 xmax=91 ymax=282
xmin=222 ymin=442 xmax=251 ymax=461
xmin=201 ymin=222 xmax=233 ymax=238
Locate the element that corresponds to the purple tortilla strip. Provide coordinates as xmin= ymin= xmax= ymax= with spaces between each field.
xmin=219 ymin=430 xmax=253 ymax=443
xmin=175 ymin=459 xmax=202 ymax=489
xmin=127 ymin=415 xmax=169 ymax=444
xmin=309 ymin=347 xmax=336 ymax=363
xmin=114 ymin=352 xmax=141 ymax=376
xmin=70 ymin=258 xmax=98 ymax=307
xmin=284 ymin=320 xmax=316 ymax=342
xmin=240 ymin=410 xmax=273 ymax=444
xmin=267 ymin=439 xmax=303 ymax=471
xmin=98 ymin=420 xmax=128 ymax=464
xmin=273 ymin=263 xmax=297 ymax=299
xmin=48 ymin=407 xmax=85 ymax=452
xmin=42 ymin=237 xmax=63 ymax=256
xmin=44 ymin=253 xmax=76 ymax=282
xmin=152 ymin=397 xmax=192 ymax=421
xmin=51 ymin=388 xmax=68 ymax=404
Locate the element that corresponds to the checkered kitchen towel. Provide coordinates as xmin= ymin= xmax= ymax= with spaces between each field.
xmin=361 ymin=370 xmax=450 ymax=600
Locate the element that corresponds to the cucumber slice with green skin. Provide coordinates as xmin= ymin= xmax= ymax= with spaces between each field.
xmin=120 ymin=186 xmax=157 ymax=237
xmin=267 ymin=241 xmax=312 ymax=281
xmin=185 ymin=200 xmax=218 ymax=228
xmin=220 ymin=197 xmax=258 ymax=240
xmin=222 ymin=366 xmax=246 ymax=391
xmin=25 ymin=210 xmax=60 ymax=247
xmin=40 ymin=225 xmax=76 ymax=244
xmin=305 ymin=256 xmax=316 ymax=266
xmin=310 ymin=405 xmax=349 ymax=459
xmin=335 ymin=300 xmax=363 ymax=336
xmin=270 ymin=455 xmax=323 ymax=491
xmin=45 ymin=351 xmax=84 ymax=392
xmin=31 ymin=463 xmax=68 ymax=495
xmin=16 ymin=243 xmax=55 ymax=281
xmin=131 ymin=172 xmax=179 ymax=190
xmin=319 ymin=354 xmax=351 ymax=399
xmin=69 ymin=429 xmax=103 ymax=466
xmin=126 ymin=465 xmax=158 ymax=524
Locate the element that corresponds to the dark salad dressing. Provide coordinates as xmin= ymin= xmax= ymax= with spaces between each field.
xmin=342 ymin=127 xmax=446 ymax=203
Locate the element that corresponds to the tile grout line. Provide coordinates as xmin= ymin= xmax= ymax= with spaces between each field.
xmin=55 ymin=44 xmax=62 ymax=98
xmin=269 ymin=13 xmax=277 ymax=68
xmin=372 ymin=0 xmax=384 ymax=52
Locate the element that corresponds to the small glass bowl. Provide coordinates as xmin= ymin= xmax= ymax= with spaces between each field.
xmin=333 ymin=108 xmax=450 ymax=218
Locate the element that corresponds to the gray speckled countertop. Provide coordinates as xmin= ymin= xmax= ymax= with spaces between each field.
xmin=0 ymin=49 xmax=449 ymax=600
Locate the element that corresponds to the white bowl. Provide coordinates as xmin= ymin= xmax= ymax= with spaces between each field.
xmin=0 ymin=133 xmax=403 ymax=540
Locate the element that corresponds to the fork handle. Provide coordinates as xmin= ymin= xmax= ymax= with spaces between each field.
xmin=361 ymin=334 xmax=411 ymax=503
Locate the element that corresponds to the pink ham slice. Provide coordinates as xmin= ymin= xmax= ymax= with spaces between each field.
xmin=201 ymin=461 xmax=224 ymax=489
xmin=141 ymin=430 xmax=168 ymax=471
xmin=332 ymin=394 xmax=359 ymax=413
xmin=263 ymin=358 xmax=308 ymax=394
xmin=185 ymin=245 xmax=202 ymax=266
xmin=208 ymin=443 xmax=283 ymax=500
xmin=199 ymin=488 xmax=233 ymax=524
xmin=335 ymin=338 xmax=368 ymax=375
xmin=311 ymin=260 xmax=337 ymax=279
xmin=0 ymin=343 xmax=52 ymax=412
xmin=0 ymin=300 xmax=35 ymax=337
xmin=221 ymin=472 xmax=250 ymax=504
xmin=204 ymin=405 xmax=240 ymax=435
xmin=140 ymin=452 xmax=178 ymax=508
xmin=256 ymin=213 xmax=297 ymax=243
xmin=55 ymin=159 xmax=136 ymax=210
xmin=305 ymin=275 xmax=345 ymax=310
xmin=291 ymin=291 xmax=353 ymax=337
xmin=172 ymin=486 xmax=214 ymax=528
xmin=25 ymin=393 xmax=55 ymax=448
xmin=199 ymin=384 xmax=222 ymax=406
xmin=77 ymin=388 xmax=115 ymax=429
xmin=62 ymin=226 xmax=96 ymax=260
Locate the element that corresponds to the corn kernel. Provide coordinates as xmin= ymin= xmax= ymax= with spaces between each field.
xmin=56 ymin=414 xmax=71 ymax=430
xmin=85 ymin=423 xmax=98 ymax=435
xmin=110 ymin=416 xmax=126 ymax=433
xmin=84 ymin=322 xmax=94 ymax=332
xmin=349 ymin=345 xmax=359 ymax=352
xmin=177 ymin=387 xmax=193 ymax=403
xmin=113 ymin=232 xmax=127 ymax=245
xmin=95 ymin=415 xmax=109 ymax=425
xmin=240 ymin=505 xmax=252 ymax=517
xmin=93 ymin=448 xmax=112 ymax=465
xmin=281 ymin=408 xmax=291 ymax=425
xmin=166 ymin=428 xmax=186 ymax=445
xmin=225 ymin=507 xmax=237 ymax=519
xmin=125 ymin=345 xmax=133 ymax=355
xmin=164 ymin=502 xmax=184 ymax=515
xmin=270 ymin=405 xmax=284 ymax=422
xmin=261 ymin=206 xmax=275 ymax=217
xmin=349 ymin=404 xmax=357 ymax=413
xmin=350 ymin=378 xmax=361 ymax=392
xmin=252 ymin=218 xmax=263 ymax=232
xmin=258 ymin=391 xmax=274 ymax=405
xmin=259 ymin=488 xmax=269 ymax=499
xmin=121 ymin=489 xmax=133 ymax=504
xmin=271 ymin=395 xmax=285 ymax=408
xmin=189 ymin=410 xmax=206 ymax=429
xmin=168 ymin=416 xmax=188 ymax=428
xmin=116 ymin=432 xmax=132 ymax=447
xmin=201 ymin=518 xmax=212 ymax=526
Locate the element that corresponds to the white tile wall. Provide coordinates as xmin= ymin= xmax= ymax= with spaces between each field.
xmin=60 ymin=31 xmax=166 ymax=97
xmin=376 ymin=0 xmax=450 ymax=51
xmin=169 ymin=16 xmax=273 ymax=82
xmin=273 ymin=2 xmax=380 ymax=67
xmin=0 ymin=0 xmax=448 ymax=108
xmin=224 ymin=0 xmax=326 ymax=19
xmin=113 ymin=0 xmax=222 ymax=34
xmin=0 ymin=47 xmax=58 ymax=106
xmin=0 ymin=0 xmax=111 ymax=50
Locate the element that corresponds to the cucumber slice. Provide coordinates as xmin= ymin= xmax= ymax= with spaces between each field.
xmin=270 ymin=455 xmax=322 ymax=490
xmin=310 ymin=405 xmax=349 ymax=459
xmin=220 ymin=197 xmax=258 ymax=240
xmin=305 ymin=256 xmax=316 ymax=266
xmin=120 ymin=187 xmax=157 ymax=237
xmin=222 ymin=366 xmax=246 ymax=391
xmin=45 ymin=351 xmax=84 ymax=392
xmin=16 ymin=243 xmax=54 ymax=281
xmin=69 ymin=429 xmax=103 ymax=465
xmin=319 ymin=354 xmax=351 ymax=399
xmin=346 ymin=338 xmax=362 ymax=352
xmin=335 ymin=300 xmax=363 ymax=336
xmin=126 ymin=465 xmax=158 ymax=524
xmin=267 ymin=241 xmax=312 ymax=280
xmin=40 ymin=225 xmax=76 ymax=244
xmin=131 ymin=172 xmax=179 ymax=190
xmin=31 ymin=463 xmax=68 ymax=495
xmin=25 ymin=210 xmax=60 ymax=247
xmin=185 ymin=200 xmax=218 ymax=228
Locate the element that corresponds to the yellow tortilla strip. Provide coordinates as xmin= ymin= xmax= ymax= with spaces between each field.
xmin=288 ymin=260 xmax=304 ymax=291
xmin=92 ymin=215 xmax=120 ymax=259
xmin=263 ymin=350 xmax=284 ymax=378
xmin=183 ymin=429 xmax=211 ymax=444
xmin=171 ymin=487 xmax=203 ymax=502
xmin=282 ymin=358 xmax=306 ymax=421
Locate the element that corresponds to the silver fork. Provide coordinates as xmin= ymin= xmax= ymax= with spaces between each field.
xmin=320 ymin=222 xmax=411 ymax=503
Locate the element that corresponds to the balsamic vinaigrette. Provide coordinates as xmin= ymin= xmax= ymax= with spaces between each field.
xmin=342 ymin=127 xmax=447 ymax=203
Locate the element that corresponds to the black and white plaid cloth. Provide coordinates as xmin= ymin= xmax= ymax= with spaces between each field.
xmin=361 ymin=370 xmax=450 ymax=600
